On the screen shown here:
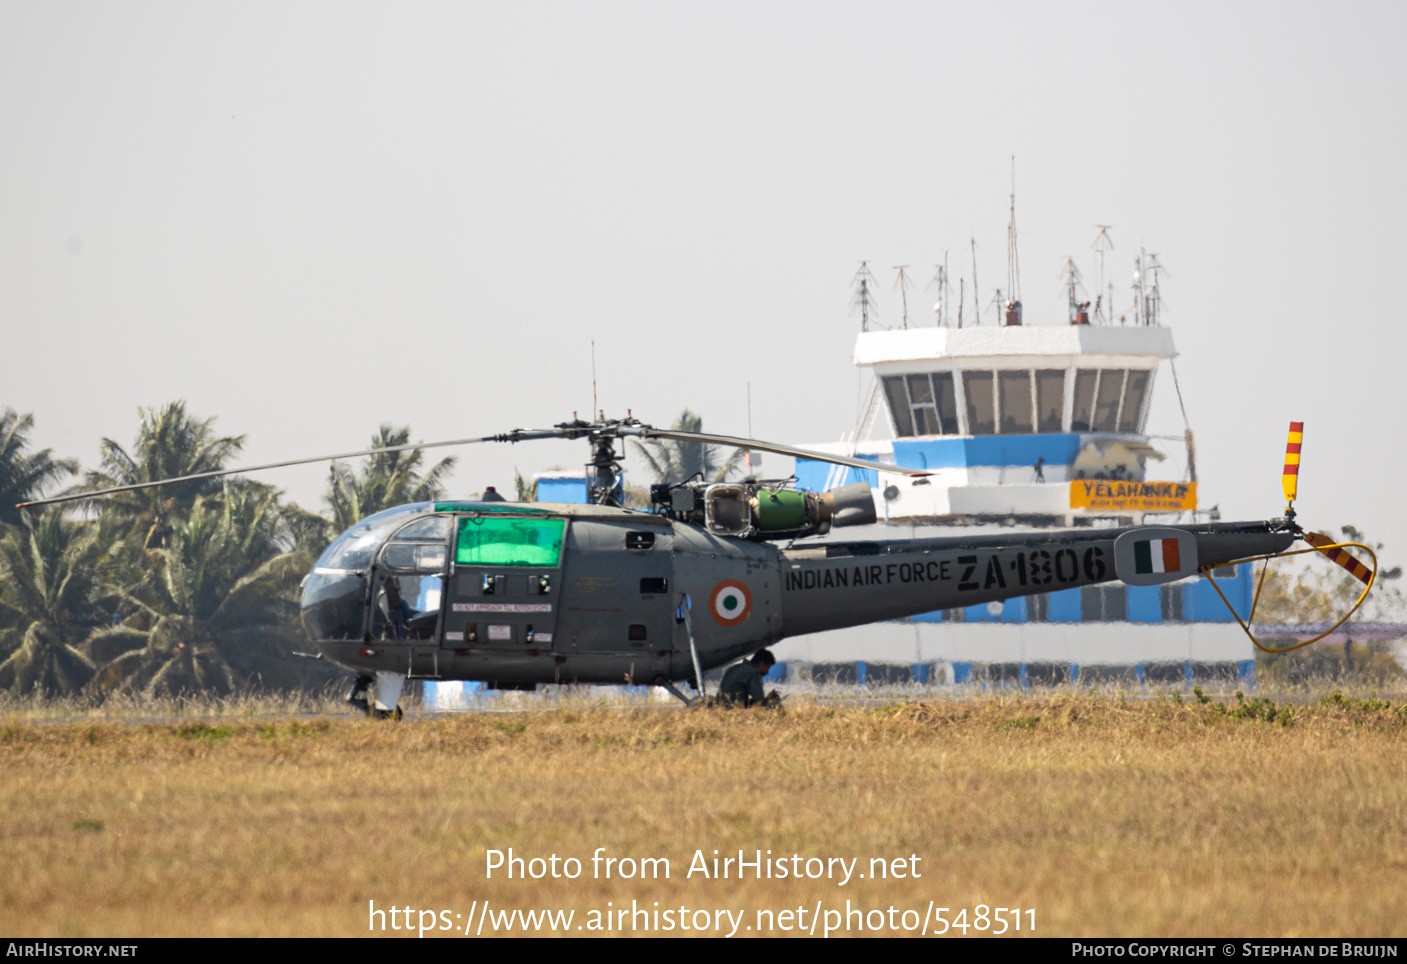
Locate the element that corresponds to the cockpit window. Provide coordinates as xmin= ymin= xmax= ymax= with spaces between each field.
xmin=391 ymin=515 xmax=452 ymax=542
xmin=313 ymin=502 xmax=435 ymax=571
xmin=455 ymin=516 xmax=566 ymax=567
xmin=382 ymin=542 xmax=448 ymax=572
xmin=316 ymin=528 xmax=381 ymax=571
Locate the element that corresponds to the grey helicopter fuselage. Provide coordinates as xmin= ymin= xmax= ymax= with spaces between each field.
xmin=299 ymin=499 xmax=1294 ymax=686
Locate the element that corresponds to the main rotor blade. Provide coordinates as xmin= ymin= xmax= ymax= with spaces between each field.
xmin=636 ymin=428 xmax=931 ymax=478
xmin=16 ymin=434 xmax=509 ymax=509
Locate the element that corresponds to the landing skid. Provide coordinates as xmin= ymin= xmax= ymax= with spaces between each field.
xmin=654 ymin=678 xmax=699 ymax=706
xmin=348 ymin=674 xmax=404 ymax=720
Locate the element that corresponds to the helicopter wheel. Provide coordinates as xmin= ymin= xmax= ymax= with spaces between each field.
xmin=370 ymin=705 xmax=404 ymax=721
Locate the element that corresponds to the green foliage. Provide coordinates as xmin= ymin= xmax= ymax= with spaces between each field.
xmin=90 ymin=482 xmax=312 ymax=698
xmin=513 ymin=468 xmax=537 ymax=503
xmin=0 ymin=510 xmax=122 ymax=695
xmin=79 ymin=401 xmax=245 ymax=549
xmin=997 ymin=715 xmax=1041 ymax=731
xmin=325 ymin=425 xmax=456 ymax=530
xmin=276 ymin=502 xmax=335 ymax=558
xmin=0 ymin=409 xmax=78 ymax=527
xmin=174 ymin=723 xmax=236 ymax=743
xmin=1205 ymin=691 xmax=1295 ymax=726
xmin=258 ymin=720 xmax=326 ymax=739
xmin=1254 ymin=525 xmax=1403 ymax=626
xmin=1258 ymin=639 xmax=1404 ymax=685
xmin=631 ymin=409 xmax=743 ymax=485
xmin=0 ymin=407 xmax=470 ymax=699
xmin=1318 ymin=691 xmax=1391 ymax=713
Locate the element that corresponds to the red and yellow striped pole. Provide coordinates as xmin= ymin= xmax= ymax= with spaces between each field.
xmin=1282 ymin=421 xmax=1303 ymax=506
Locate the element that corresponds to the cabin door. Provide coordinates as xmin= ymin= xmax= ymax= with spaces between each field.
xmin=441 ymin=513 xmax=566 ymax=653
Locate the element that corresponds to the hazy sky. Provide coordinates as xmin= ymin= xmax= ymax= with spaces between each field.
xmin=4 ymin=2 xmax=1405 ymax=558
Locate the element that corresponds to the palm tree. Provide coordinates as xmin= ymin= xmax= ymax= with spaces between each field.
xmin=0 ymin=511 xmax=117 ymax=695
xmin=88 ymin=483 xmax=312 ymax=697
xmin=0 ymin=409 xmax=79 ymax=528
xmin=632 ymin=409 xmax=744 ymax=485
xmin=276 ymin=501 xmax=335 ymax=557
xmin=325 ymin=425 xmax=456 ymax=530
xmin=79 ymin=401 xmax=245 ymax=548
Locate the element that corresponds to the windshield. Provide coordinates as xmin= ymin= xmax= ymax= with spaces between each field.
xmin=314 ymin=502 xmax=436 ymax=571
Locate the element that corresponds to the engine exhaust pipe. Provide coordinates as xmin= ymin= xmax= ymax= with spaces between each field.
xmin=817 ymin=482 xmax=877 ymax=529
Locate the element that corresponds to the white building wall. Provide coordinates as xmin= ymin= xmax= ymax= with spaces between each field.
xmin=773 ymin=621 xmax=1253 ymax=666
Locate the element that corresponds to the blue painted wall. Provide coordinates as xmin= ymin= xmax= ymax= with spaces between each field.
xmin=1048 ymin=588 xmax=1083 ymax=622
xmin=1184 ymin=564 xmax=1252 ymax=622
xmin=891 ymin=434 xmax=1082 ymax=469
xmin=536 ymin=477 xmax=588 ymax=503
xmin=794 ymin=455 xmax=879 ymax=493
xmin=796 ymin=435 xmax=1083 ymax=490
xmin=906 ymin=564 xmax=1252 ymax=625
xmin=1000 ymin=596 xmax=1028 ymax=623
xmin=1126 ymin=584 xmax=1162 ymax=623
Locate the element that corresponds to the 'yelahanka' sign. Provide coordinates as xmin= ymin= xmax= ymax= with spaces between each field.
xmin=1068 ymin=480 xmax=1197 ymax=513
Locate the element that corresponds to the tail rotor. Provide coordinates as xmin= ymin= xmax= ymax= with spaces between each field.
xmin=1203 ymin=420 xmax=1379 ymax=653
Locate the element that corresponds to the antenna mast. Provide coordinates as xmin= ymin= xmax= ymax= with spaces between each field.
xmin=892 ymin=265 xmax=913 ymax=329
xmin=1005 ymin=157 xmax=1022 ymax=324
xmin=1145 ymin=253 xmax=1167 ymax=327
xmin=1091 ymin=225 xmax=1114 ymax=324
xmin=970 ymin=236 xmax=980 ymax=328
xmin=1059 ymin=257 xmax=1086 ymax=323
xmin=957 ymin=278 xmax=965 ymax=328
xmin=1131 ymin=251 xmax=1144 ymax=326
xmin=850 ymin=261 xmax=879 ymax=332
xmin=929 ymin=253 xmax=948 ymax=327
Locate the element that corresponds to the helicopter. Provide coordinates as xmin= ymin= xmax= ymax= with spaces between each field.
xmin=18 ymin=415 xmax=1369 ymax=717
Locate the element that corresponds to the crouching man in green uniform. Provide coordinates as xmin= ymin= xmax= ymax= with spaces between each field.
xmin=717 ymin=649 xmax=781 ymax=707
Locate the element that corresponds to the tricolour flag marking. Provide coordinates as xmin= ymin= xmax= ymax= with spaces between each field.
xmin=1134 ymin=538 xmax=1182 ymax=575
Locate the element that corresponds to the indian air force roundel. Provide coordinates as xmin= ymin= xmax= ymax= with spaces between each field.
xmin=708 ymin=580 xmax=752 ymax=627
xmin=1113 ymin=527 xmax=1200 ymax=586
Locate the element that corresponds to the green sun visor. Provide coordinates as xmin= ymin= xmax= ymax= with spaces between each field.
xmin=435 ymin=502 xmax=550 ymax=513
xmin=455 ymin=516 xmax=565 ymax=567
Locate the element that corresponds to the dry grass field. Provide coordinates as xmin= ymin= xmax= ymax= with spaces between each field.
xmin=2 ymin=688 xmax=1406 ymax=938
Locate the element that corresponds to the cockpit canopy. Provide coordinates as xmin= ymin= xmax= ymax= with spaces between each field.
xmin=302 ymin=503 xmax=441 ymax=641
xmin=300 ymin=503 xmax=570 ymax=643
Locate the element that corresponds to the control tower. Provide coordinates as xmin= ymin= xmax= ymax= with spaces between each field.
xmin=795 ymin=325 xmax=1194 ymax=527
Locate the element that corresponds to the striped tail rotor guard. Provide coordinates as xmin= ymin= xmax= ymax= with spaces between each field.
xmin=1305 ymin=532 xmax=1373 ymax=586
xmin=1282 ymin=421 xmax=1303 ymax=503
